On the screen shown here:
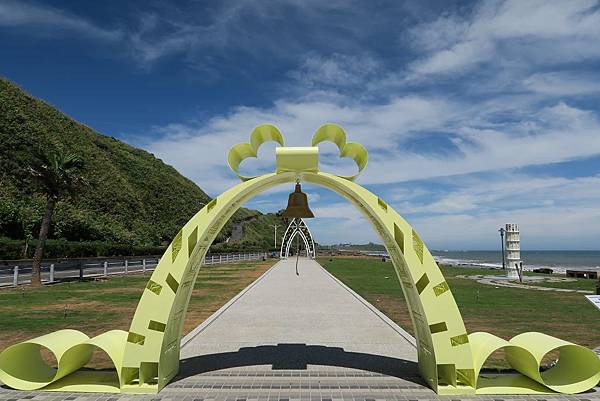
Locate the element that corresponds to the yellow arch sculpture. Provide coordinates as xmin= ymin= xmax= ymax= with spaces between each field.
xmin=0 ymin=124 xmax=598 ymax=395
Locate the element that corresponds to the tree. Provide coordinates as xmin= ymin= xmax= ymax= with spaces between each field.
xmin=20 ymin=205 xmax=37 ymax=258
xmin=28 ymin=150 xmax=85 ymax=286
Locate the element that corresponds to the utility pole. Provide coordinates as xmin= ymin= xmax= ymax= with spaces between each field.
xmin=271 ymin=224 xmax=280 ymax=248
xmin=499 ymin=227 xmax=506 ymax=270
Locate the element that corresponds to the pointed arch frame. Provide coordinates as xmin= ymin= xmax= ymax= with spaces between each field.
xmin=280 ymin=218 xmax=316 ymax=259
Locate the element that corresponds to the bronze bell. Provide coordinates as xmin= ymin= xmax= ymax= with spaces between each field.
xmin=282 ymin=182 xmax=315 ymax=218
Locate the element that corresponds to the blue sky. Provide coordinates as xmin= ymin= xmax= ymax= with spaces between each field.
xmin=2 ymin=0 xmax=600 ymax=250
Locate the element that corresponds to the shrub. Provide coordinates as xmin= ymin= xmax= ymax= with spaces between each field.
xmin=0 ymin=237 xmax=165 ymax=260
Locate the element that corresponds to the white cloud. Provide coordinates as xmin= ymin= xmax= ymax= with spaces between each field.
xmin=0 ymin=0 xmax=121 ymax=41
xmin=266 ymin=174 xmax=600 ymax=247
xmin=1 ymin=1 xmax=354 ymax=68
xmin=144 ymin=91 xmax=600 ymax=195
xmin=142 ymin=94 xmax=459 ymax=194
xmin=289 ymin=53 xmax=380 ymax=88
xmin=522 ymin=72 xmax=600 ymax=96
xmin=262 ymin=173 xmax=600 ymax=247
xmin=401 ymin=174 xmax=600 ymax=215
xmin=312 ymin=203 xmax=361 ymax=220
xmin=411 ymin=39 xmax=493 ymax=75
xmin=144 ymin=91 xmax=600 ymax=249
xmin=409 ymin=0 xmax=600 ymax=76
xmin=376 ymin=171 xmax=600 ymax=250
xmin=128 ymin=11 xmax=229 ymax=64
xmin=125 ymin=1 xmax=381 ymax=68
xmin=413 ymin=204 xmax=600 ymax=250
xmin=361 ymin=102 xmax=600 ymax=184
xmin=309 ymin=203 xmax=378 ymax=244
xmin=108 ymin=1 xmax=600 ymax=249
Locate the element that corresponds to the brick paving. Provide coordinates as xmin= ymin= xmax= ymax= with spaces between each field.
xmin=1 ymin=258 xmax=598 ymax=400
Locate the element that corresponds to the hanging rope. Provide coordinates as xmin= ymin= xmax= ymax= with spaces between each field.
xmin=295 ymin=234 xmax=300 ymax=275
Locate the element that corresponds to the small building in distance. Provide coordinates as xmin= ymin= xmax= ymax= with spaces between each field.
xmin=505 ymin=223 xmax=521 ymax=279
xmin=566 ymin=269 xmax=598 ymax=279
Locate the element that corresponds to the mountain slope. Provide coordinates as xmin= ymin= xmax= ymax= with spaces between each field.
xmin=210 ymin=211 xmax=291 ymax=253
xmin=0 ymin=77 xmax=281 ymax=258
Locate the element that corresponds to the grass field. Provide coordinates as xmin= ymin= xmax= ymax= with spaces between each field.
xmin=1 ymin=256 xmax=597 ymax=371
xmin=0 ymin=259 xmax=276 ymax=367
xmin=319 ymin=257 xmax=600 ymax=367
xmin=521 ymin=276 xmax=597 ymax=291
xmin=447 ymin=268 xmax=597 ymax=291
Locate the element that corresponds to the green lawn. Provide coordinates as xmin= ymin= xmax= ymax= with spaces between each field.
xmin=318 ymin=257 xmax=600 ymax=354
xmin=521 ymin=277 xmax=597 ymax=291
xmin=0 ymin=259 xmax=277 ymax=367
xmin=2 ymin=256 xmax=598 ymax=371
xmin=438 ymin=266 xmax=597 ymax=291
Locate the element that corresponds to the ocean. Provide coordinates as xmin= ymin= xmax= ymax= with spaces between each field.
xmin=430 ymin=250 xmax=600 ymax=273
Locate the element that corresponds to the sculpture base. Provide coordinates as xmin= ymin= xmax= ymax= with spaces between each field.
xmin=44 ymin=371 xmax=120 ymax=393
xmin=506 ymin=268 xmax=519 ymax=279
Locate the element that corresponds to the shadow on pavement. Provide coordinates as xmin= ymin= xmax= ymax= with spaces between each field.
xmin=174 ymin=343 xmax=423 ymax=385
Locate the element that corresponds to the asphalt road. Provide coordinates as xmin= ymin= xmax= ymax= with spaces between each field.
xmin=0 ymin=259 xmax=158 ymax=287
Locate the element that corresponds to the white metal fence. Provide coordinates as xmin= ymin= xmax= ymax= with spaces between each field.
xmin=0 ymin=252 xmax=270 ymax=288
xmin=203 ymin=252 xmax=268 ymax=265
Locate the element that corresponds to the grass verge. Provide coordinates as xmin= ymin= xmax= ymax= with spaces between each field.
xmin=319 ymin=257 xmax=600 ymax=368
xmin=0 ymin=259 xmax=277 ymax=367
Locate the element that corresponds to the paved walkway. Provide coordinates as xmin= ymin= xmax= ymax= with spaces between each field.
xmin=180 ymin=257 xmax=416 ymax=359
xmin=1 ymin=258 xmax=598 ymax=400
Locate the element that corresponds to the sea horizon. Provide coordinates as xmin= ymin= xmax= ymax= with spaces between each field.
xmin=345 ymin=247 xmax=600 ymax=272
xmin=430 ymin=250 xmax=600 ymax=272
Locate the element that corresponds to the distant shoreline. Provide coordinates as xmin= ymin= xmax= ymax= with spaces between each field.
xmin=342 ymin=249 xmax=600 ymax=274
xmin=432 ymin=250 xmax=600 ymax=274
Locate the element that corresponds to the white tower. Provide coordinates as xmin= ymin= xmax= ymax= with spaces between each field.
xmin=504 ymin=223 xmax=521 ymax=279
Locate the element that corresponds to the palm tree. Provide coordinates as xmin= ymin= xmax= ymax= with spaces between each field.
xmin=28 ymin=150 xmax=85 ymax=286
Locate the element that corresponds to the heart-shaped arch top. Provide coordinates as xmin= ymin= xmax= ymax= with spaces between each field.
xmin=311 ymin=123 xmax=368 ymax=181
xmin=227 ymin=123 xmax=368 ymax=181
xmin=227 ymin=124 xmax=285 ymax=181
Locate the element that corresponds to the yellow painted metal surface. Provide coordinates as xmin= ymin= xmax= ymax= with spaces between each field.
xmin=227 ymin=124 xmax=285 ymax=181
xmin=470 ymin=332 xmax=600 ymax=394
xmin=0 ymin=124 xmax=598 ymax=394
xmin=275 ymin=147 xmax=318 ymax=174
xmin=0 ymin=329 xmax=126 ymax=392
xmin=311 ymin=123 xmax=368 ymax=181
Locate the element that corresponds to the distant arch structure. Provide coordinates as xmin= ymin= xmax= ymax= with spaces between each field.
xmin=0 ymin=124 xmax=598 ymax=396
xmin=280 ymin=218 xmax=316 ymax=259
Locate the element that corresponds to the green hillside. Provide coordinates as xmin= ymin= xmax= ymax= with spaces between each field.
xmin=0 ymin=77 xmax=283 ymax=259
xmin=212 ymin=211 xmax=291 ymax=253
